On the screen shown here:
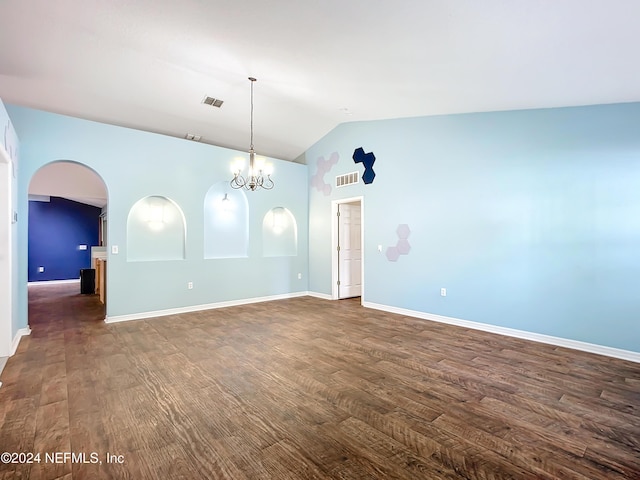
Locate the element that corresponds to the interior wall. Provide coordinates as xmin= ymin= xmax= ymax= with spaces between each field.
xmin=0 ymin=100 xmax=20 ymax=355
xmin=306 ymin=102 xmax=640 ymax=353
xmin=28 ymin=197 xmax=101 ymax=281
xmin=0 ymin=150 xmax=11 ymax=356
xmin=6 ymin=104 xmax=309 ymax=326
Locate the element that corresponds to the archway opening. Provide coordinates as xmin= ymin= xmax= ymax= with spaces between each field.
xmin=27 ymin=160 xmax=109 ymax=318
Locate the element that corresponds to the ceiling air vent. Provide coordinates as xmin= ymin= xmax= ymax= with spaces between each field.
xmin=202 ymin=96 xmax=224 ymax=108
xmin=185 ymin=133 xmax=202 ymax=142
xmin=336 ymin=171 xmax=359 ymax=188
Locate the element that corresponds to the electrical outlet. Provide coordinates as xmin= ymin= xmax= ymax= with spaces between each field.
xmin=297 ymin=273 xmax=302 ymax=280
xmin=188 ymin=282 xmax=193 ymax=290
xmin=378 ymin=245 xmax=382 ymax=252
xmin=38 ymin=266 xmax=45 ymax=273
xmin=440 ymin=288 xmax=447 ymax=297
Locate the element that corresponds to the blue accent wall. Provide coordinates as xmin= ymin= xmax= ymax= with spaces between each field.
xmin=306 ymin=102 xmax=640 ymax=354
xmin=28 ymin=197 xmax=101 ymax=281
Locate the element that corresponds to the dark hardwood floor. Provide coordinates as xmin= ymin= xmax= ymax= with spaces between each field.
xmin=0 ymin=283 xmax=638 ymax=479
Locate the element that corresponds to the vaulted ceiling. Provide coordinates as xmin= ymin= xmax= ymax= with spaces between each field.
xmin=2 ymin=1 xmax=640 ymax=163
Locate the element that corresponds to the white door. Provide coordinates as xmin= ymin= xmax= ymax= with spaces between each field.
xmin=338 ymin=202 xmax=362 ymax=298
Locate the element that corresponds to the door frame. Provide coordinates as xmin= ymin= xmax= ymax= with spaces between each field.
xmin=331 ymin=196 xmax=364 ymax=301
xmin=0 ymin=147 xmax=12 ymax=357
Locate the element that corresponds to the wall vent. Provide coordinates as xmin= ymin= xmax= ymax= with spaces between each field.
xmin=336 ymin=171 xmax=359 ymax=188
xmin=202 ymin=96 xmax=224 ymax=108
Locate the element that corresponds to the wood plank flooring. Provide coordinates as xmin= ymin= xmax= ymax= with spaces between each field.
xmin=0 ymin=283 xmax=638 ymax=479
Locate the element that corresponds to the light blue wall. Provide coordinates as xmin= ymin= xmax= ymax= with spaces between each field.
xmin=306 ymin=103 xmax=640 ymax=353
xmin=6 ymin=105 xmax=308 ymax=325
xmin=7 ymin=101 xmax=640 ymax=354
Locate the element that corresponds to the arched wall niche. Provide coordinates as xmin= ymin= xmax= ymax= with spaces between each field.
xmin=127 ymin=195 xmax=186 ymax=262
xmin=263 ymin=207 xmax=297 ymax=257
xmin=204 ymin=182 xmax=249 ymax=259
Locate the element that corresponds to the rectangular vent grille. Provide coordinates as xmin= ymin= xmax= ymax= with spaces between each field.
xmin=203 ymin=96 xmax=224 ymax=108
xmin=336 ymin=171 xmax=359 ymax=188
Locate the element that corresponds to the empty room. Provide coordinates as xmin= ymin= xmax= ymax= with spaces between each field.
xmin=1 ymin=1 xmax=639 ymax=479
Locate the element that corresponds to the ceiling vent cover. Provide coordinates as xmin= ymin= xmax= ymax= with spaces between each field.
xmin=336 ymin=171 xmax=359 ymax=188
xmin=202 ymin=96 xmax=224 ymax=108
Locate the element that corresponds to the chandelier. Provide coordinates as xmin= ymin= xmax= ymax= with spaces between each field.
xmin=230 ymin=77 xmax=274 ymax=191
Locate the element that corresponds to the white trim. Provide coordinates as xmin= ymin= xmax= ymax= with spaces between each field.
xmin=307 ymin=291 xmax=333 ymax=300
xmin=105 ymin=291 xmax=310 ymax=324
xmin=0 ymin=150 xmax=11 ymax=359
xmin=28 ymin=279 xmax=80 ymax=286
xmin=0 ymin=356 xmax=7 ymax=387
xmin=11 ymin=326 xmax=31 ymax=356
xmin=331 ymin=196 xmax=364 ymax=302
xmin=363 ymin=301 xmax=640 ymax=364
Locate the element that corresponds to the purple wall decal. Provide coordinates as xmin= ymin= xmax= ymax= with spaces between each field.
xmin=386 ymin=224 xmax=411 ymax=262
xmin=310 ymin=152 xmax=339 ymax=196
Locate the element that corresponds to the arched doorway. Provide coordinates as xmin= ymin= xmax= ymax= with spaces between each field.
xmin=28 ymin=161 xmax=108 ymax=313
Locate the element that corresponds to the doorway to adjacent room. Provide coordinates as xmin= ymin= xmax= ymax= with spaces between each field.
xmin=332 ymin=197 xmax=363 ymax=301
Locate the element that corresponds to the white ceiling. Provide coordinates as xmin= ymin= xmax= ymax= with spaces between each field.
xmin=2 ymin=0 xmax=640 ymax=163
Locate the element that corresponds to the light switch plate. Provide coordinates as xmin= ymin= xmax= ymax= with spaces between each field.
xmin=111 ymin=245 xmax=119 ymax=255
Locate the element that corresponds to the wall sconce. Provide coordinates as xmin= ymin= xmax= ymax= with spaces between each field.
xmin=145 ymin=197 xmax=166 ymax=230
xmin=272 ymin=207 xmax=286 ymax=234
xmin=221 ymin=193 xmax=232 ymax=212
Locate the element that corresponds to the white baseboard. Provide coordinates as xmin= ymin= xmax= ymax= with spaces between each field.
xmin=363 ymin=301 xmax=640 ymax=364
xmin=28 ymin=279 xmax=80 ymax=286
xmin=307 ymin=291 xmax=333 ymax=300
xmin=105 ymin=291 xmax=311 ymax=324
xmin=11 ymin=326 xmax=31 ymax=356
